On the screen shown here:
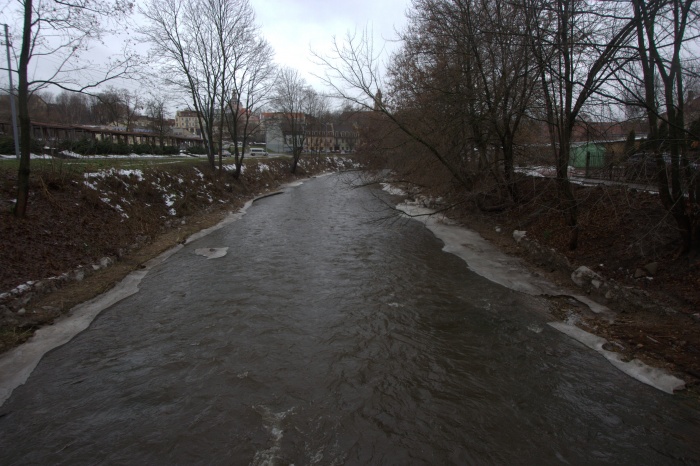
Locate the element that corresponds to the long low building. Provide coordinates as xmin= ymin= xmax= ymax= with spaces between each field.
xmin=0 ymin=120 xmax=204 ymax=150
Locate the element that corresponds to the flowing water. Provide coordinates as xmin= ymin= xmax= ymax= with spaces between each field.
xmin=1 ymin=173 xmax=699 ymax=464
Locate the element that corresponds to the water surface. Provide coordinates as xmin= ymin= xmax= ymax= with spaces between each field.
xmin=1 ymin=173 xmax=699 ymax=464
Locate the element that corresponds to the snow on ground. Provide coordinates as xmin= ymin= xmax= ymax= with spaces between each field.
xmin=514 ymin=165 xmax=577 ymax=178
xmin=223 ymin=164 xmax=245 ymax=173
xmin=398 ymin=199 xmax=561 ymax=297
xmin=84 ymin=168 xmax=144 ymax=181
xmin=381 ymin=183 xmax=408 ymax=197
xmin=1 ymin=152 xmax=199 ymax=160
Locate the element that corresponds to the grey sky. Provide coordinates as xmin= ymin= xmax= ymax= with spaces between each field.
xmin=249 ymin=0 xmax=410 ymax=89
xmin=0 ymin=0 xmax=411 ymax=104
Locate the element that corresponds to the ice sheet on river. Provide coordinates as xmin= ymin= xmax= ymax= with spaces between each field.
xmin=549 ymin=322 xmax=686 ymax=394
xmin=195 ymin=247 xmax=229 ymax=259
xmin=398 ymin=202 xmax=567 ymax=297
xmin=397 ymin=200 xmax=684 ymax=393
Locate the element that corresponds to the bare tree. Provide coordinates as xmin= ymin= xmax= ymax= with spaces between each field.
xmin=526 ymin=0 xmax=636 ymax=249
xmin=141 ymin=0 xmax=271 ymax=173
xmin=144 ymin=94 xmax=172 ymax=148
xmin=54 ymin=91 xmax=91 ymax=125
xmin=271 ymin=68 xmax=324 ymax=174
xmin=213 ymin=0 xmax=276 ymax=177
xmin=625 ymin=0 xmax=700 ymax=253
xmin=141 ymin=0 xmax=222 ymax=169
xmin=7 ymin=0 xmax=136 ymax=217
xmin=316 ymin=27 xmax=477 ymax=191
xmin=392 ymin=0 xmax=539 ymax=203
xmin=119 ymin=88 xmax=143 ymax=132
xmin=89 ymin=87 xmax=140 ymax=128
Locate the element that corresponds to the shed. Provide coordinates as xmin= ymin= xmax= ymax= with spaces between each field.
xmin=570 ymin=143 xmax=606 ymax=168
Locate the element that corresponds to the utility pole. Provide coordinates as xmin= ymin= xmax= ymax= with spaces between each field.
xmin=3 ymin=24 xmax=20 ymax=160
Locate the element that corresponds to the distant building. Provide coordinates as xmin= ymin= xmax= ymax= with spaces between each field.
xmin=175 ymin=110 xmax=202 ymax=136
xmin=260 ymin=112 xmax=359 ymax=154
xmin=260 ymin=112 xmax=307 ymax=153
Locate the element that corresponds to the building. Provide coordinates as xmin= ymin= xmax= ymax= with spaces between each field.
xmin=261 ymin=112 xmax=360 ymax=154
xmin=175 ymin=110 xmax=202 ymax=136
xmin=260 ymin=112 xmax=307 ymax=153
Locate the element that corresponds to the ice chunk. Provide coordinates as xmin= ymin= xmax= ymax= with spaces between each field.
xmin=195 ymin=247 xmax=229 ymax=259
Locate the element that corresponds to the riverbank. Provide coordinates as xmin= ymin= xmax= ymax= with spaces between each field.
xmin=2 ymin=160 xmax=699 ymax=396
xmin=389 ymin=175 xmax=700 ymax=395
xmin=0 ymin=155 xmax=358 ymax=353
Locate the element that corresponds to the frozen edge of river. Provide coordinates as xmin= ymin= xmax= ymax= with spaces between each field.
xmin=549 ymin=322 xmax=685 ymax=394
xmin=396 ymin=200 xmax=686 ymax=395
xmin=0 ymin=179 xmax=316 ymax=408
xmin=0 ymin=248 xmax=176 ymax=407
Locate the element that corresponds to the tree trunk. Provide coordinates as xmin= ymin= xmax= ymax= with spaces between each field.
xmin=558 ymin=139 xmax=579 ymax=251
xmin=291 ymin=149 xmax=300 ymax=174
xmin=234 ymin=146 xmax=244 ymax=179
xmin=13 ymin=0 xmax=33 ymax=218
xmin=502 ymin=136 xmax=519 ymax=202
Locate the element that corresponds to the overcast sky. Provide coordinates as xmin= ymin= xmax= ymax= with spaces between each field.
xmin=248 ymin=0 xmax=411 ymax=90
xmin=0 ymin=0 xmax=411 ymax=109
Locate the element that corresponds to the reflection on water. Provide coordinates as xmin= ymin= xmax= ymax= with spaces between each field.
xmin=1 ymin=173 xmax=699 ymax=464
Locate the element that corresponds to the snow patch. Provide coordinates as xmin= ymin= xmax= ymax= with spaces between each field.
xmin=381 ymin=183 xmax=407 ymax=197
xmin=397 ymin=201 xmax=553 ymax=296
xmin=164 ymin=194 xmax=174 ymax=207
xmin=84 ymin=168 xmax=143 ymax=181
xmin=391 ymin=200 xmax=684 ymax=393
xmin=195 ymin=247 xmax=229 ymax=259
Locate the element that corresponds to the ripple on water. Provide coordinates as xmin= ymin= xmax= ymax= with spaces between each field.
xmin=0 ymin=174 xmax=698 ymax=464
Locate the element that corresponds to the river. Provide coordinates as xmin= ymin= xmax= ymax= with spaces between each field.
xmin=1 ymin=173 xmax=699 ymax=464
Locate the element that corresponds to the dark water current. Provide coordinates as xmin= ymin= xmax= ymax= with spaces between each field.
xmin=1 ymin=173 xmax=700 ymax=464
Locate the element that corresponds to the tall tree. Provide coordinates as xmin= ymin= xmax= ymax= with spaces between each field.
xmin=144 ymin=94 xmax=172 ymax=148
xmin=526 ymin=0 xmax=636 ymax=249
xmin=394 ymin=0 xmax=539 ymax=202
xmin=317 ymin=27 xmax=477 ymax=191
xmin=140 ymin=0 xmax=271 ymax=173
xmin=54 ymin=91 xmax=91 ymax=125
xmin=141 ymin=0 xmax=221 ymax=169
xmin=213 ymin=0 xmax=275 ymax=177
xmin=90 ymin=87 xmax=139 ymax=128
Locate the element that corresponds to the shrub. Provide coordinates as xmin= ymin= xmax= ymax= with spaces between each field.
xmin=187 ymin=145 xmax=207 ymax=155
xmin=0 ymin=136 xmax=16 ymax=154
xmin=0 ymin=136 xmax=44 ymax=154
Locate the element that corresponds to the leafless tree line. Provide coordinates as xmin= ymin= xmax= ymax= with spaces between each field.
xmin=317 ymin=0 xmax=700 ymax=253
xmin=8 ymin=0 xmax=699 ymax=256
xmin=5 ymin=0 xmax=334 ymax=217
xmin=3 ymin=88 xmax=168 ymax=135
xmin=138 ymin=0 xmax=333 ymax=176
xmin=139 ymin=0 xmax=276 ymax=176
